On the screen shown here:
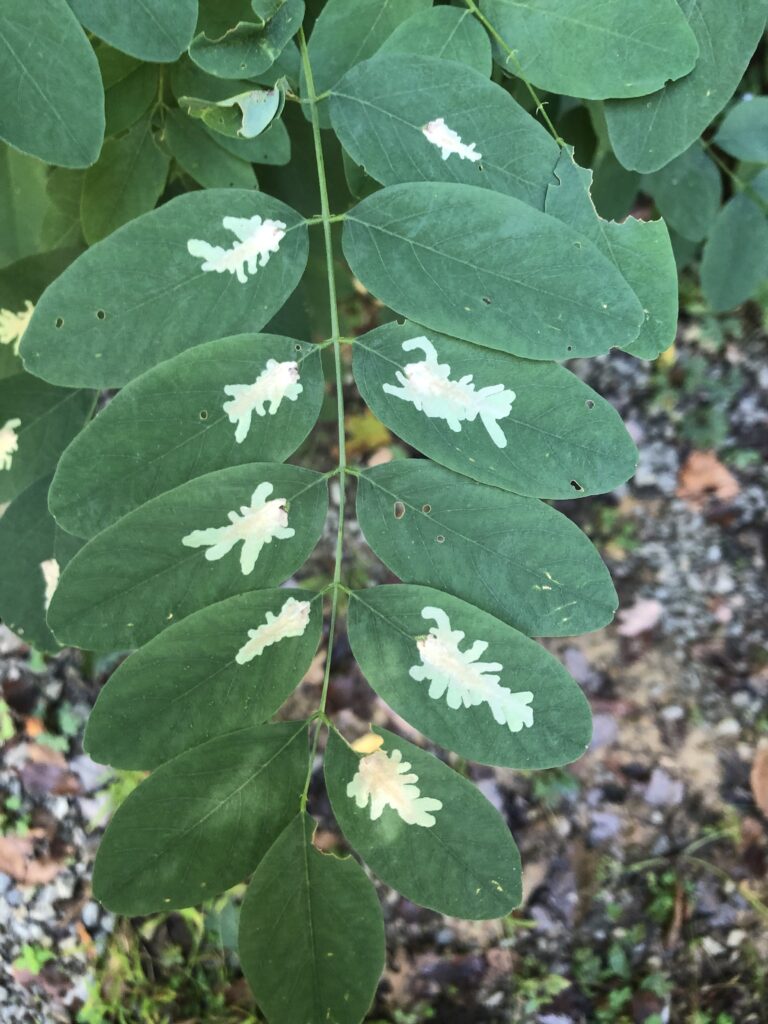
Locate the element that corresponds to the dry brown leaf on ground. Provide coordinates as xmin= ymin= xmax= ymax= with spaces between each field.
xmin=676 ymin=450 xmax=740 ymax=506
xmin=0 ymin=830 xmax=64 ymax=884
xmin=750 ymin=744 xmax=768 ymax=817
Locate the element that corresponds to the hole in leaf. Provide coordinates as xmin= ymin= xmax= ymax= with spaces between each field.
xmin=394 ymin=501 xmax=405 ymax=519
xmin=585 ymin=399 xmax=595 ymax=409
xmin=422 ymin=503 xmax=431 ymax=514
xmin=295 ymin=344 xmax=302 ymax=351
xmin=199 ymin=410 xmax=208 ymax=421
xmin=477 ymin=163 xmax=484 ymax=171
xmin=566 ymin=345 xmax=573 ymax=352
xmin=435 ymin=534 xmax=445 ymax=544
xmin=570 ymin=480 xmax=584 ymax=492
xmin=482 ymin=296 xmax=492 ymax=305
xmin=96 ymin=309 xmax=106 ymax=320
xmin=55 ymin=317 xmax=64 ymax=328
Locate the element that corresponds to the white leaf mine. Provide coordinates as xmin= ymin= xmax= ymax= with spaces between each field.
xmin=347 ymin=746 xmax=443 ymax=828
xmin=383 ymin=337 xmax=515 ymax=448
xmin=181 ymin=481 xmax=295 ymax=575
xmin=409 ymin=607 xmax=534 ymax=733
xmin=40 ymin=559 xmax=60 ymax=611
xmin=422 ymin=117 xmax=481 ymax=163
xmin=235 ymin=597 xmax=311 ymax=664
xmin=187 ymin=215 xmax=286 ymax=284
xmin=0 ymin=300 xmax=34 ymax=355
xmin=0 ymin=418 xmax=21 ymax=471
xmin=223 ymin=359 xmax=303 ymax=443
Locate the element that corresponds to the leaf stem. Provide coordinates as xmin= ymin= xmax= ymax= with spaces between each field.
xmin=298 ymin=25 xmax=348 ymax=809
xmin=463 ymin=0 xmax=564 ymax=146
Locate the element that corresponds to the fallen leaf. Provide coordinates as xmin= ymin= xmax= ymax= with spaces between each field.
xmin=345 ymin=410 xmax=392 ymax=456
xmin=750 ymin=744 xmax=768 ymax=818
xmin=676 ymin=450 xmax=740 ymax=506
xmin=0 ymin=831 xmax=64 ymax=885
xmin=616 ymin=598 xmax=663 ymax=637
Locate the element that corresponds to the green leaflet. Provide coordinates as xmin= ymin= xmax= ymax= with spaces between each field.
xmin=0 ymin=145 xmax=50 ymax=271
xmin=481 ymin=0 xmax=698 ymax=100
xmin=605 ymin=0 xmax=768 ymax=173
xmin=0 ymin=476 xmax=60 ymax=651
xmin=347 ymin=585 xmax=592 ymax=769
xmin=180 ymin=83 xmax=284 ymax=140
xmin=714 ymin=97 xmax=768 ymax=163
xmin=239 ymin=813 xmax=385 ymax=1024
xmin=41 ymin=171 xmax=85 ymax=253
xmin=20 ymin=189 xmax=308 ymax=388
xmin=326 ymin=727 xmax=522 ymax=917
xmin=701 ymin=184 xmax=768 ymax=313
xmin=545 ymin=148 xmax=678 ymax=360
xmin=81 ymin=117 xmax=170 ymax=243
xmin=207 ymin=118 xmax=290 ymax=165
xmin=590 ymin=152 xmax=641 ymax=222
xmin=356 ymin=460 xmax=617 ymax=637
xmin=0 ymin=372 xmax=94 ymax=502
xmin=0 ymin=250 xmax=81 ymax=380
xmin=84 ymin=589 xmax=322 ymax=770
xmin=377 ymin=6 xmax=492 ymax=76
xmin=352 ymin=322 xmax=637 ymax=497
xmin=50 ymin=334 xmax=323 ymax=538
xmin=330 ymin=53 xmax=559 ymax=210
xmin=642 ymin=145 xmax=722 ymax=243
xmin=0 ymin=0 xmax=104 ymax=168
xmin=304 ymin=0 xmax=431 ymax=126
xmin=98 ymin=46 xmax=159 ymax=136
xmin=165 ymin=109 xmax=258 ymax=189
xmin=69 ymin=0 xmax=197 ymax=62
xmin=47 ymin=463 xmax=329 ymax=649
xmin=343 ymin=182 xmax=644 ymax=361
xmin=93 ymin=722 xmax=307 ymax=915
xmin=189 ymin=0 xmax=305 ymax=80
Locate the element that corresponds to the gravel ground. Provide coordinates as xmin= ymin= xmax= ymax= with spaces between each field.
xmin=1 ymin=315 xmax=767 ymax=1023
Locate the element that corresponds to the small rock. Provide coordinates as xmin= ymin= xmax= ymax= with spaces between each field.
xmin=645 ymin=768 xmax=684 ymax=807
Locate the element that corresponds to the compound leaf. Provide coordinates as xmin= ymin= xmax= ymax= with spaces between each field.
xmin=0 ymin=0 xmax=104 ymax=168
xmin=356 ymin=460 xmax=617 ymax=637
xmin=347 ymin=585 xmax=592 ymax=769
xmin=92 ymin=722 xmax=307 ymax=915
xmin=343 ymin=182 xmax=644 ymax=360
xmin=481 ymin=0 xmax=698 ymax=100
xmin=50 ymin=334 xmax=322 ymax=538
xmin=377 ymin=6 xmax=492 ymax=75
xmin=47 ymin=463 xmax=329 ymax=649
xmin=21 ymin=189 xmax=308 ymax=387
xmin=84 ymin=588 xmax=322 ymax=770
xmin=326 ymin=727 xmax=521 ymax=917
xmin=353 ymin=321 xmax=637 ymax=497
xmin=605 ymin=0 xmax=768 ymax=172
xmin=0 ymin=372 xmax=94 ymax=502
xmin=330 ymin=54 xmax=559 ymax=210
xmin=239 ymin=812 xmax=385 ymax=1024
